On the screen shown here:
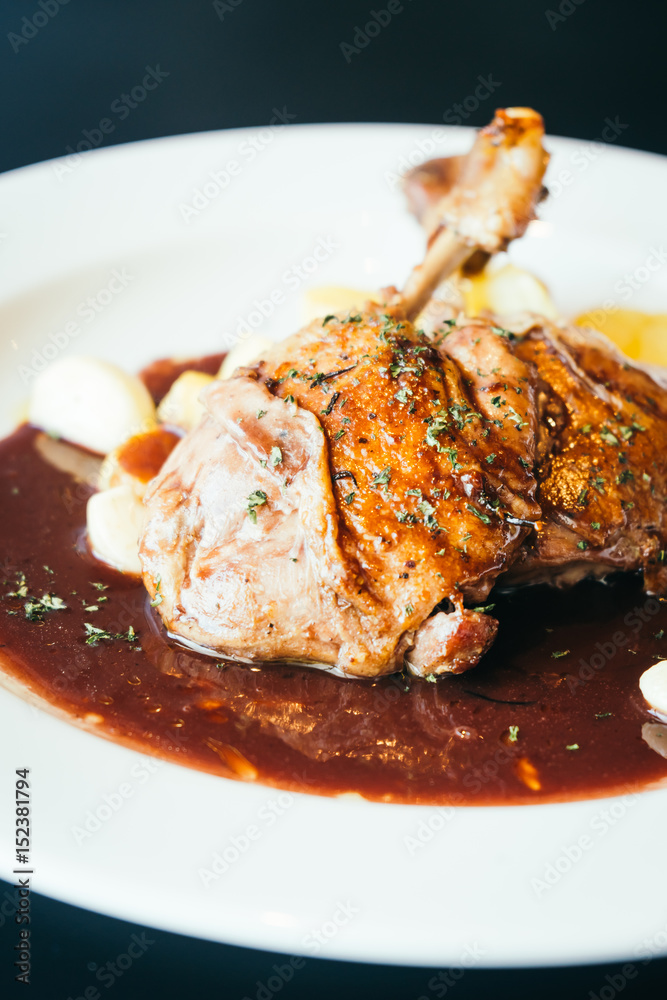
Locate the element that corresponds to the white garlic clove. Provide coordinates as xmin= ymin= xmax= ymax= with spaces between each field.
xmin=156 ymin=370 xmax=214 ymax=431
xmin=86 ymin=484 xmax=147 ymax=575
xmin=29 ymin=356 xmax=156 ymax=455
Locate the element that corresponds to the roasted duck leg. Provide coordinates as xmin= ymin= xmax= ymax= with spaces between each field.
xmin=137 ymin=109 xmax=578 ymax=679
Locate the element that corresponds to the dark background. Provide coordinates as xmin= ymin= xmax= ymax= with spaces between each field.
xmin=2 ymin=0 xmax=667 ymax=996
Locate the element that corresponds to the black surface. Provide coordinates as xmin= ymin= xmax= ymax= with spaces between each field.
xmin=2 ymin=0 xmax=667 ymax=996
xmin=0 ymin=881 xmax=666 ymax=999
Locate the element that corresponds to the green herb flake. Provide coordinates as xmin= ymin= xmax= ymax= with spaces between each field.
xmin=371 ymin=467 xmax=392 ymax=487
xmin=150 ymin=575 xmax=163 ymax=608
xmin=270 ymin=446 xmax=283 ymax=468
xmin=551 ymin=649 xmax=571 ymax=659
xmin=600 ymin=427 xmax=619 ymax=446
xmin=246 ymin=490 xmax=268 ymax=523
xmin=566 ymin=743 xmax=580 ymax=751
xmin=466 ymin=503 xmax=491 ymax=525
xmin=508 ymin=725 xmax=519 ymax=743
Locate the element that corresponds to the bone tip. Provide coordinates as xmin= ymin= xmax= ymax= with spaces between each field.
xmin=485 ymin=107 xmax=545 ymax=138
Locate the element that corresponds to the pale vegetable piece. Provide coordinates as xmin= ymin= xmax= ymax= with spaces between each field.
xmin=642 ymin=722 xmax=667 ymax=759
xmin=639 ymin=660 xmax=667 ymax=717
xmin=156 ymin=371 xmax=214 ymax=431
xmin=99 ymin=428 xmax=181 ymax=497
xmin=463 ymin=263 xmax=559 ymax=320
xmin=574 ymin=308 xmax=667 ymax=365
xmin=218 ymin=336 xmax=274 ymax=380
xmin=29 ymin=356 xmax=156 ymax=455
xmin=34 ymin=433 xmax=102 ymax=487
xmin=301 ymin=285 xmax=376 ymax=325
xmin=86 ymin=484 xmax=147 ymax=575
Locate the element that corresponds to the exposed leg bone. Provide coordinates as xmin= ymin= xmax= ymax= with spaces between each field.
xmin=392 ymin=107 xmax=550 ymax=321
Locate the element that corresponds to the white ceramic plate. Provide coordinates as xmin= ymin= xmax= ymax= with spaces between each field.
xmin=1 ymin=124 xmax=667 ymax=969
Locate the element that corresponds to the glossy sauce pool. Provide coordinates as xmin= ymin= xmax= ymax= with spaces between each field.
xmin=1 ymin=362 xmax=667 ymax=803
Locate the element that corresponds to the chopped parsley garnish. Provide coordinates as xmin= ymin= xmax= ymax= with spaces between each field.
xmin=600 ymin=427 xmax=619 ymax=446
xmin=551 ymin=649 xmax=570 ymax=658
xmin=246 ymin=490 xmax=268 ymax=523
xmin=256 ymin=409 xmax=267 ymax=419
xmin=473 ymin=603 xmax=496 ymax=614
xmin=508 ymin=725 xmax=519 ymax=743
xmin=150 ymin=576 xmax=163 ymax=608
xmin=466 ymin=503 xmax=491 ymax=525
xmin=371 ymin=467 xmax=392 ymax=487
xmin=405 ymin=604 xmax=415 ymax=616
xmin=491 ymin=325 xmax=516 ymax=340
xmin=270 ymin=446 xmax=283 ymax=467
xmin=322 ymin=315 xmax=336 ymax=325
xmin=595 ymin=712 xmax=612 ymax=719
xmin=91 ymin=582 xmax=108 ymax=591
xmin=344 ymin=492 xmax=356 ymax=505
xmin=24 ymin=593 xmax=67 ymax=621
xmin=443 ymin=446 xmax=462 ymax=471
xmin=84 ymin=623 xmax=139 ymax=647
xmin=485 ymin=453 xmax=496 ymax=464
xmin=566 ymin=744 xmax=580 ymax=751
xmin=418 ymin=499 xmax=441 ymax=532
xmin=577 ymin=540 xmax=588 ymax=550
xmin=590 ymin=522 xmax=601 ymax=530
xmin=425 ymin=414 xmax=450 ymax=451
